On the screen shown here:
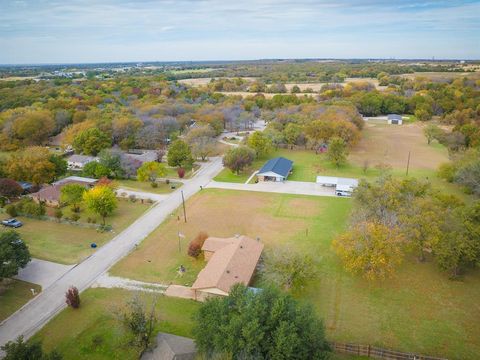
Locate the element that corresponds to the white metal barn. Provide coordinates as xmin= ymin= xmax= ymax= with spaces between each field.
xmin=387 ymin=114 xmax=403 ymax=125
xmin=316 ymin=176 xmax=359 ymax=196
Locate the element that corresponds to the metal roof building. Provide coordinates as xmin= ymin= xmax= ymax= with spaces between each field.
xmin=257 ymin=157 xmax=293 ymax=182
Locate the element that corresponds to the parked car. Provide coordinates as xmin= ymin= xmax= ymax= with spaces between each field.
xmin=335 ymin=190 xmax=352 ymax=197
xmin=1 ymin=218 xmax=23 ymax=228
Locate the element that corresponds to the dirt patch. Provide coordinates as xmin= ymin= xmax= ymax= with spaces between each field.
xmin=349 ymin=122 xmax=449 ymax=170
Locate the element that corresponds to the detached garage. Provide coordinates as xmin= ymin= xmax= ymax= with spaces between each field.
xmin=257 ymin=157 xmax=293 ymax=182
xmin=387 ymin=114 xmax=403 ymax=125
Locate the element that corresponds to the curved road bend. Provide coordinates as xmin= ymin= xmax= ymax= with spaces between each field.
xmin=0 ymin=157 xmax=223 ymax=351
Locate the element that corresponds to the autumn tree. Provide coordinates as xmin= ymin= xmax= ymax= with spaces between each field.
xmin=333 ymin=222 xmax=405 ymax=280
xmin=83 ymin=185 xmax=117 ymax=225
xmin=136 ymin=161 xmax=166 ymax=186
xmin=247 ymin=131 xmax=272 ymax=158
xmin=60 ymin=184 xmax=86 ymax=212
xmin=0 ymin=231 xmax=31 ymax=281
xmin=0 ymin=178 xmax=22 ymax=198
xmin=223 ymin=146 xmax=255 ymax=174
xmin=185 ymin=125 xmax=216 ymax=161
xmin=65 ymin=286 xmax=80 ymax=309
xmin=399 ymin=197 xmax=443 ymax=261
xmin=187 ymin=231 xmax=209 ymax=258
xmin=73 ymin=128 xmax=112 ymax=156
xmin=167 ymin=139 xmax=193 ymax=168
xmin=327 ymin=136 xmax=348 ymax=167
xmin=5 ymin=147 xmax=56 ymax=185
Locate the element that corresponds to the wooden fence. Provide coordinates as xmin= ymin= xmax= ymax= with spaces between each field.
xmin=329 ymin=342 xmax=448 ymax=360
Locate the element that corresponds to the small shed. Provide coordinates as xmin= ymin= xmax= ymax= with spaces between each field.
xmin=257 ymin=157 xmax=293 ymax=182
xmin=387 ymin=114 xmax=403 ymax=125
xmin=141 ymin=333 xmax=196 ymax=360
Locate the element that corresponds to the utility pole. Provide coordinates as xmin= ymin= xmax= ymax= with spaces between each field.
xmin=181 ymin=190 xmax=187 ymax=223
xmin=406 ymin=151 xmax=411 ymax=176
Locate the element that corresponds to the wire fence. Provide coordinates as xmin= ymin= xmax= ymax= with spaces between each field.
xmin=329 ymin=342 xmax=448 ymax=360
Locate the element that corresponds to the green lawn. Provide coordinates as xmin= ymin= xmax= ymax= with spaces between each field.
xmin=116 ymin=179 xmax=181 ymax=194
xmin=0 ymin=280 xmax=41 ymax=322
xmin=32 ymin=288 xmax=200 ymax=360
xmin=111 ymin=188 xmax=480 ymax=359
xmin=1 ymin=200 xmax=149 ymax=264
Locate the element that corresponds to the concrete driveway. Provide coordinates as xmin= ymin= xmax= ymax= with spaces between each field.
xmin=206 ymin=180 xmax=337 ymax=197
xmin=14 ymin=259 xmax=75 ymax=290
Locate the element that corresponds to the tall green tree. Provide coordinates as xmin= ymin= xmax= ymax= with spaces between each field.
xmin=0 ymin=231 xmax=30 ymax=280
xmin=73 ymin=128 xmax=111 ymax=156
xmin=83 ymin=185 xmax=117 ymax=225
xmin=137 ymin=161 xmax=166 ymax=185
xmin=167 ymin=139 xmax=193 ymax=167
xmin=223 ymin=146 xmax=255 ymax=174
xmin=1 ymin=336 xmax=62 ymax=360
xmin=194 ymin=284 xmax=330 ymax=359
xmin=326 ymin=136 xmax=348 ymax=167
xmin=247 ymin=131 xmax=272 ymax=158
xmin=60 ymin=184 xmax=86 ymax=212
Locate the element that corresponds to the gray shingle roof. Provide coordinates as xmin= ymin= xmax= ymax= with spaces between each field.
xmin=258 ymin=157 xmax=293 ymax=178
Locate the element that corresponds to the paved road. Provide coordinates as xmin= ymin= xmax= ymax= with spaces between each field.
xmin=206 ymin=180 xmax=338 ymax=197
xmin=14 ymin=259 xmax=75 ymax=289
xmin=0 ymin=157 xmax=223 ymax=350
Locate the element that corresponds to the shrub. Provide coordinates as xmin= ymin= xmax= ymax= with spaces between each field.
xmin=0 ymin=196 xmax=7 ymax=207
xmin=177 ymin=167 xmax=185 ymax=179
xmin=5 ymin=204 xmax=17 ymax=217
xmin=65 ymin=286 xmax=80 ymax=308
xmin=165 ymin=179 xmax=170 ymax=184
xmin=70 ymin=213 xmax=80 ymax=222
xmin=129 ymin=194 xmax=137 ymax=202
xmin=151 ymin=182 xmax=158 ymax=188
xmin=437 ymin=162 xmax=457 ymax=182
xmin=188 ymin=231 xmax=209 ymax=258
xmin=54 ymin=209 xmax=63 ymax=222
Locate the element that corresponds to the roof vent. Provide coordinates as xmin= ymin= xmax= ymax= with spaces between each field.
xmin=240 ymin=245 xmax=243 ymax=249
xmin=226 ymin=270 xmax=230 ymax=274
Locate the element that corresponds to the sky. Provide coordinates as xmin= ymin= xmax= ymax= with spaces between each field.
xmin=0 ymin=0 xmax=479 ymax=64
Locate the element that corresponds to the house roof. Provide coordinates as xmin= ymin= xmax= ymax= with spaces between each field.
xmin=31 ymin=177 xmax=97 ymax=203
xmin=316 ymin=176 xmax=338 ymax=185
xmin=141 ymin=333 xmax=196 ymax=360
xmin=257 ymin=157 xmax=293 ymax=178
xmin=192 ymin=236 xmax=263 ymax=293
xmin=30 ymin=185 xmax=62 ymax=202
xmin=387 ymin=114 xmax=402 ymax=121
xmin=123 ymin=150 xmax=158 ymax=164
xmin=53 ymin=176 xmax=97 ymax=186
xmin=67 ymin=154 xmax=97 ymax=164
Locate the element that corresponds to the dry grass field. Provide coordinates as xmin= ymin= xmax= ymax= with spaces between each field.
xmin=349 ymin=122 xmax=449 ymax=171
xmin=111 ymin=189 xmax=351 ymax=285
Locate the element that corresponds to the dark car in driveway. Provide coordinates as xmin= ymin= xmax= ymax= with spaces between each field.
xmin=1 ymin=218 xmax=23 ymax=228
